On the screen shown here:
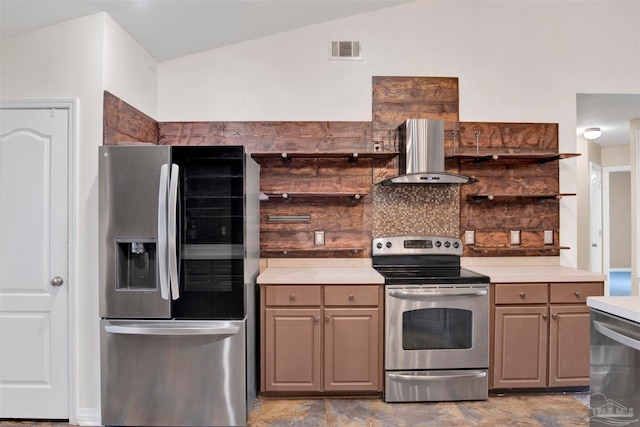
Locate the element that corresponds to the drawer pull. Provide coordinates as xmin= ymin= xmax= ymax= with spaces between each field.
xmin=575 ymin=291 xmax=582 ymax=297
xmin=519 ymin=292 xmax=526 ymax=298
xmin=289 ymin=294 xmax=296 ymax=301
xmin=349 ymin=294 xmax=355 ymax=301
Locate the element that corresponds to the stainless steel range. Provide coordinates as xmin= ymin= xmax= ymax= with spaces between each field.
xmin=372 ymin=235 xmax=490 ymax=402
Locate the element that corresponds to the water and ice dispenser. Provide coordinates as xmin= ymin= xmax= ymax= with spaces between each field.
xmin=115 ymin=238 xmax=157 ymax=290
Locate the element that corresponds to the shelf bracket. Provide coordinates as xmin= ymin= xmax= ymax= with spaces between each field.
xmin=279 ymin=153 xmax=292 ymax=164
xmin=537 ymin=155 xmax=561 ymax=165
xmin=348 ymin=152 xmax=359 ymax=165
xmin=473 ymin=155 xmax=498 ymax=164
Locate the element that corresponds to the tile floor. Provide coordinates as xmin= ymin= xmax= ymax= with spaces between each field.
xmin=0 ymin=392 xmax=590 ymax=426
xmin=247 ymin=392 xmax=590 ymax=426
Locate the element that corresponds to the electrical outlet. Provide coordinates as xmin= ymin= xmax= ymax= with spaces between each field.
xmin=544 ymin=230 xmax=554 ymax=245
xmin=465 ymin=230 xmax=475 ymax=245
xmin=314 ymin=230 xmax=325 ymax=246
xmin=510 ymin=230 xmax=521 ymax=245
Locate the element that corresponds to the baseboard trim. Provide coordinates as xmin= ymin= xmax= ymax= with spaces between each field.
xmin=76 ymin=407 xmax=101 ymax=426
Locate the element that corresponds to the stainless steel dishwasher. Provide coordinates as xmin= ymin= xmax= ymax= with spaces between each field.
xmin=590 ymin=309 xmax=640 ymax=426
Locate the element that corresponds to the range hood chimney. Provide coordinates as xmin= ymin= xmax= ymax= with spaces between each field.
xmin=379 ymin=119 xmax=476 ymax=186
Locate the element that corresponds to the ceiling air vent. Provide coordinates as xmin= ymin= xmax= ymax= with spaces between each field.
xmin=329 ymin=40 xmax=362 ymax=61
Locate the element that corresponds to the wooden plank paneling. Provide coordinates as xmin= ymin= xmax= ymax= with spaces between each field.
xmin=159 ymin=121 xmax=373 ymax=152
xmin=458 ymin=122 xmax=558 ymax=153
xmin=372 ymin=76 xmax=460 ymax=143
xmin=458 ymin=121 xmax=562 ymax=256
xmin=103 ymin=91 xmax=158 ymax=145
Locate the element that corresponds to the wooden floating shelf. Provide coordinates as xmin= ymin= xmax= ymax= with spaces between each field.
xmin=261 ymin=191 xmax=367 ymax=203
xmin=251 ymin=151 xmax=399 ymax=164
xmin=261 ymin=247 xmax=366 ymax=257
xmin=467 ymin=245 xmax=570 ymax=252
xmin=469 ymin=193 xmax=576 ymax=202
xmin=447 ymin=152 xmax=580 ymax=165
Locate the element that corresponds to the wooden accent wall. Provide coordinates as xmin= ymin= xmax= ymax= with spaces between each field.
xmin=158 ymin=121 xmax=370 ymax=152
xmin=457 ymin=122 xmax=561 ymax=256
xmin=104 ymin=82 xmax=566 ymax=259
xmin=103 ymin=91 xmax=158 ymax=145
xmin=372 ymin=76 xmax=459 ymax=141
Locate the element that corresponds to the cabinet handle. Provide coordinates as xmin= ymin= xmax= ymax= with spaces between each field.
xmin=313 ymin=316 xmax=320 ymax=323
xmin=552 ymin=313 xmax=558 ymax=320
xmin=542 ymin=314 xmax=548 ymax=320
xmin=325 ymin=316 xmax=330 ymax=322
xmin=348 ymin=294 xmax=355 ymax=301
xmin=289 ymin=294 xmax=296 ymax=301
xmin=575 ymin=291 xmax=582 ymax=297
xmin=519 ymin=292 xmax=526 ymax=298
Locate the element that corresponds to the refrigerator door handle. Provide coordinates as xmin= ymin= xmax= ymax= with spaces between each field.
xmin=157 ymin=164 xmax=170 ymax=300
xmin=104 ymin=324 xmax=240 ymax=336
xmin=168 ymin=163 xmax=180 ymax=300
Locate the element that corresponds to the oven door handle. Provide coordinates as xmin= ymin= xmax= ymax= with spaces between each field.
xmin=388 ymin=289 xmax=487 ymax=299
xmin=388 ymin=371 xmax=487 ymax=381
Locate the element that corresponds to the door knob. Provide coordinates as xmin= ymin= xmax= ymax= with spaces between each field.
xmin=50 ymin=276 xmax=64 ymax=287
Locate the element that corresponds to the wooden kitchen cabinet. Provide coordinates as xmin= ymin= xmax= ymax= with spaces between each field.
xmin=493 ymin=305 xmax=549 ymax=389
xmin=263 ymin=307 xmax=322 ymax=392
xmin=490 ymin=281 xmax=603 ymax=390
xmin=548 ymin=305 xmax=591 ymax=387
xmin=260 ymin=284 xmax=382 ymax=395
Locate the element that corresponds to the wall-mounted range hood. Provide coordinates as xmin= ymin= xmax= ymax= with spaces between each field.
xmin=378 ymin=119 xmax=476 ymax=186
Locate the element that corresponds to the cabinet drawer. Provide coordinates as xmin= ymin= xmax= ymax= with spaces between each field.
xmin=324 ymin=286 xmax=379 ymax=306
xmin=495 ymin=283 xmax=548 ymax=304
xmin=549 ymin=282 xmax=603 ymax=304
xmin=264 ymin=285 xmax=321 ymax=306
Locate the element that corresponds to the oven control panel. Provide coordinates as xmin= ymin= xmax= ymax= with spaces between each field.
xmin=372 ymin=235 xmax=463 ymax=256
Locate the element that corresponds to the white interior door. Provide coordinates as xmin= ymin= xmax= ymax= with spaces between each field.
xmin=0 ymin=106 xmax=69 ymax=418
xmin=590 ymin=162 xmax=603 ymax=274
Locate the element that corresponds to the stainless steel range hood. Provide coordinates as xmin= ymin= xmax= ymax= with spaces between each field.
xmin=379 ymin=119 xmax=476 ymax=186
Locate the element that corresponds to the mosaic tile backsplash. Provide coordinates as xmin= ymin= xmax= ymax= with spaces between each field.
xmin=372 ymin=185 xmax=460 ymax=238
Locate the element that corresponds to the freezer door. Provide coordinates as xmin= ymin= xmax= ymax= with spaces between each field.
xmin=99 ymin=145 xmax=171 ymax=318
xmin=100 ymin=319 xmax=247 ymax=426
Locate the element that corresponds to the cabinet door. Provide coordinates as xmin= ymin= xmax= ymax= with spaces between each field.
xmin=324 ymin=308 xmax=379 ymax=391
xmin=548 ymin=305 xmax=591 ymax=387
xmin=493 ymin=306 xmax=548 ymax=389
xmin=263 ymin=308 xmax=321 ymax=392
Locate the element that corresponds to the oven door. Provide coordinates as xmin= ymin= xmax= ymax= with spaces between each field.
xmin=385 ymin=285 xmax=489 ymax=370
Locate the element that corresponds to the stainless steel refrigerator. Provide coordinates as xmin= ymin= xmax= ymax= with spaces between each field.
xmin=98 ymin=145 xmax=259 ymax=427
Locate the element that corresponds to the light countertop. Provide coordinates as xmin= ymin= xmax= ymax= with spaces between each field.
xmin=466 ymin=265 xmax=606 ymax=283
xmin=587 ymin=296 xmax=640 ymax=324
xmin=257 ymin=267 xmax=385 ymax=285
xmin=257 ymin=258 xmax=606 ymax=285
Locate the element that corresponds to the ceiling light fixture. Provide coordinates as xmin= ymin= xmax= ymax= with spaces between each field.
xmin=583 ymin=127 xmax=602 ymax=140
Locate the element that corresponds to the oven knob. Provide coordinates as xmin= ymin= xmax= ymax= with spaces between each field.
xmin=386 ymin=241 xmax=392 ymax=248
xmin=435 ymin=241 xmax=441 ymax=247
xmin=444 ymin=241 xmax=451 ymax=248
xmin=453 ymin=241 xmax=460 ymax=249
xmin=376 ymin=242 xmax=383 ymax=249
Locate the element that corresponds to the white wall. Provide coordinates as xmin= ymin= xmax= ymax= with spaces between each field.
xmin=631 ymin=118 xmax=640 ymax=295
xmin=610 ymin=171 xmax=631 ymax=269
xmin=0 ymin=13 xmax=105 ymax=424
xmin=103 ymin=16 xmax=158 ymax=118
xmin=603 ymin=144 xmax=632 ymax=168
xmin=158 ymin=0 xmax=640 ymax=268
xmin=0 ymin=12 xmax=157 ymax=424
